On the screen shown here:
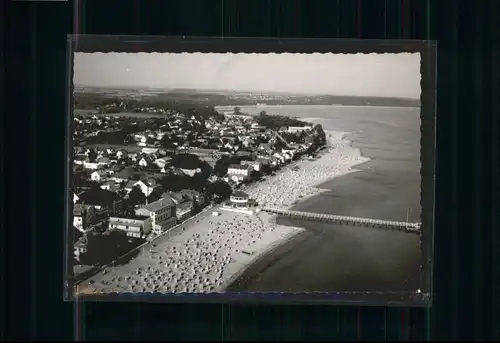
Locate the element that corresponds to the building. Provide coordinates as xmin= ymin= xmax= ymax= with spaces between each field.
xmin=96 ymin=157 xmax=110 ymax=166
xmin=221 ymin=191 xmax=255 ymax=214
xmin=83 ymin=161 xmax=100 ymax=170
xmin=134 ymin=195 xmax=177 ymax=235
xmin=116 ymin=150 xmax=128 ymax=159
xmin=179 ymin=168 xmax=202 ymax=177
xmin=178 ymin=189 xmax=205 ymax=206
xmin=100 ymin=180 xmax=120 ymax=192
xmin=125 ymin=179 xmax=158 ymax=197
xmin=141 ymin=147 xmax=158 ymax=155
xmin=91 ymin=170 xmax=108 ymax=182
xmin=281 ymin=147 xmax=298 ymax=156
xmin=73 ymin=154 xmax=88 ymax=165
xmin=240 ymin=160 xmax=263 ymax=172
xmin=175 ymin=201 xmax=193 ymax=222
xmin=225 ymin=164 xmax=253 ymax=183
xmin=109 ymin=216 xmax=151 ymax=238
xmin=112 ymin=167 xmax=136 ymax=183
xmin=154 ymin=158 xmax=170 ymax=169
xmin=288 ymin=126 xmax=313 ymax=133
xmin=74 ymin=235 xmax=88 ymax=262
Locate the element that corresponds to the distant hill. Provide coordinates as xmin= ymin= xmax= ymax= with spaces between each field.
xmin=74 ymin=86 xmax=420 ymax=108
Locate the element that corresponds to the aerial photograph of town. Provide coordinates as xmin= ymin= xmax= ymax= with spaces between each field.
xmin=69 ymin=52 xmax=425 ymax=301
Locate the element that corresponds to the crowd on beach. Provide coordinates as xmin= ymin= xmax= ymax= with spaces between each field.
xmin=83 ymin=212 xmax=302 ymax=293
xmin=80 ymin=131 xmax=369 ymax=294
xmin=243 ymin=131 xmax=370 ymax=208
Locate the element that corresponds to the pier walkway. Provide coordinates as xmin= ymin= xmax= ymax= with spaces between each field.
xmin=260 ymin=207 xmax=421 ymax=233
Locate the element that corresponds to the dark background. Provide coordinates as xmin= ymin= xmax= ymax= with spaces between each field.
xmin=2 ymin=0 xmax=499 ymax=340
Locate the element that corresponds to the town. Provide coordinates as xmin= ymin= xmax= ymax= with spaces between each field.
xmin=71 ymin=96 xmax=327 ymax=275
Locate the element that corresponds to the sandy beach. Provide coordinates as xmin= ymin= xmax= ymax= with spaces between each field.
xmin=76 ymin=130 xmax=370 ymax=295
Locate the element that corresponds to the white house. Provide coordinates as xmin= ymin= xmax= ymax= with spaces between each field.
xmin=180 ymin=168 xmax=202 ymax=177
xmin=127 ymin=179 xmax=158 ymax=197
xmin=96 ymin=157 xmax=110 ymax=166
xmin=100 ymin=180 xmax=119 ymax=192
xmin=91 ymin=170 xmax=108 ymax=182
xmin=240 ymin=160 xmax=262 ymax=172
xmin=282 ymin=148 xmax=297 ymax=156
xmin=273 ymin=152 xmax=286 ymax=164
xmin=156 ymin=132 xmax=167 ymax=140
xmin=138 ymin=158 xmax=150 ymax=167
xmin=154 ymin=158 xmax=170 ymax=169
xmin=83 ymin=161 xmax=100 ymax=170
xmin=225 ymin=164 xmax=253 ymax=183
xmin=288 ymin=126 xmax=313 ymax=133
xmin=133 ymin=134 xmax=147 ymax=143
xmin=116 ymin=150 xmax=127 ymax=159
xmin=282 ymin=152 xmax=293 ymax=161
xmin=73 ymin=193 xmax=79 ymax=204
xmin=224 ymin=142 xmax=235 ymax=150
xmin=142 ymin=147 xmax=158 ymax=155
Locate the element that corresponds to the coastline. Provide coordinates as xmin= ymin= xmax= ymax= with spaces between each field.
xmin=222 ymin=130 xmax=371 ymax=291
xmin=77 ymin=130 xmax=370 ymax=294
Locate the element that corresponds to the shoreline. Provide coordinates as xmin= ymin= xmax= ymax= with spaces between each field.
xmin=222 ymin=130 xmax=371 ymax=291
xmin=215 ymin=104 xmax=421 ymax=113
xmin=76 ymin=130 xmax=370 ymax=294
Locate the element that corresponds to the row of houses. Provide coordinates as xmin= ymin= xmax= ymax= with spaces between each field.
xmin=223 ymin=142 xmax=310 ymax=183
xmin=73 ymin=189 xmax=205 ymax=239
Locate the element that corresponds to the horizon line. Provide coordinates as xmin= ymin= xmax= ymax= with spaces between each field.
xmin=73 ymin=85 xmax=421 ymax=101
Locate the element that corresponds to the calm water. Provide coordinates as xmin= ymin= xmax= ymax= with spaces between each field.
xmin=228 ymin=105 xmax=424 ymax=293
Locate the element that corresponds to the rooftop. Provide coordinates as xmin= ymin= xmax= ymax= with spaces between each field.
xmin=139 ymin=195 xmax=176 ymax=212
xmin=228 ymin=164 xmax=250 ymax=170
xmin=231 ymin=191 xmax=249 ymax=198
xmin=109 ymin=217 xmax=146 ymax=228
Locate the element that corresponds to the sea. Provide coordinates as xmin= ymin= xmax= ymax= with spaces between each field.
xmin=226 ymin=105 xmax=424 ymax=294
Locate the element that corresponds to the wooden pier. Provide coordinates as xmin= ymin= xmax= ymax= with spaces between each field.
xmin=261 ymin=207 xmax=421 ymax=233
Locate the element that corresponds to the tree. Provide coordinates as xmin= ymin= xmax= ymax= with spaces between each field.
xmin=170 ymin=153 xmax=202 ymax=170
xmin=125 ymin=186 xmax=146 ymax=208
xmin=148 ymin=163 xmax=160 ymax=173
xmin=80 ymin=187 xmax=120 ymax=207
xmin=73 ymin=226 xmax=83 ymax=243
xmin=147 ymin=187 xmax=163 ymax=203
xmin=160 ymin=135 xmax=175 ymax=149
xmin=261 ymin=164 xmax=273 ymax=175
xmin=234 ymin=107 xmax=241 ymax=115
xmin=80 ymin=231 xmax=145 ymax=266
xmin=87 ymin=148 xmax=98 ymax=162
xmin=210 ymin=180 xmax=232 ymax=200
xmin=274 ymin=140 xmax=287 ymax=151
xmin=250 ymin=169 xmax=262 ymax=180
xmin=160 ymin=174 xmax=192 ymax=192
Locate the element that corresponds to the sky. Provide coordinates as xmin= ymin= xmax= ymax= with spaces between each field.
xmin=74 ymin=52 xmax=421 ymax=99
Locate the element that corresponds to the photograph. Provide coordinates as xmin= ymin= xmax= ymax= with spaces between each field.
xmin=68 ymin=50 xmax=429 ymax=302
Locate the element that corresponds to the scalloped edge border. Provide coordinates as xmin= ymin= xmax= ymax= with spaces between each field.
xmin=64 ymin=36 xmax=437 ymax=308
